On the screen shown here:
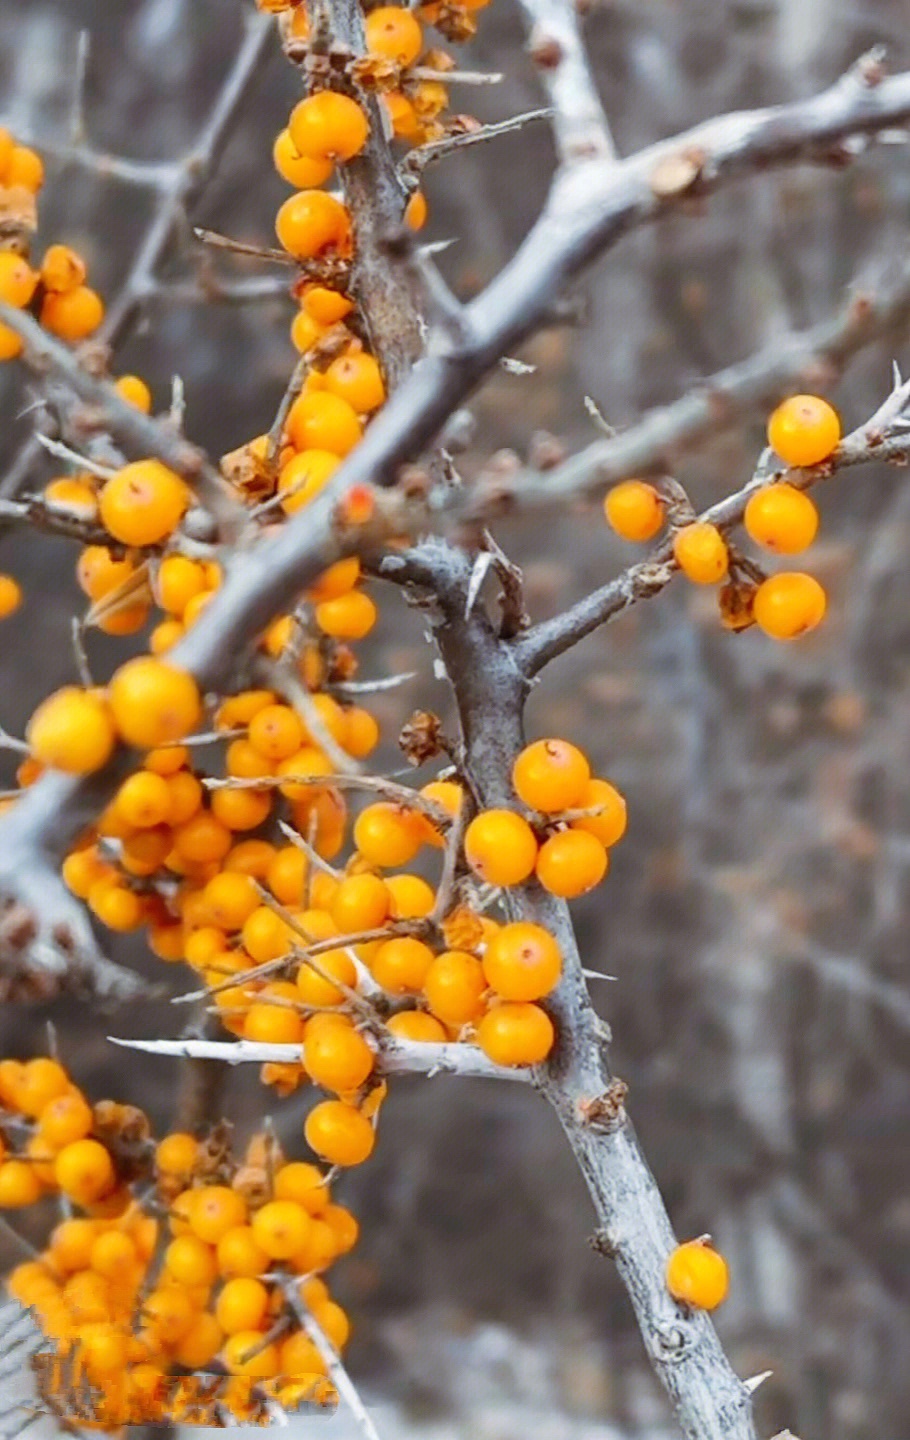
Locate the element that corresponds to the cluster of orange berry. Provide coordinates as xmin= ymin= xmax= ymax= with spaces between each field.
xmin=604 ymin=393 xmax=840 ymax=640
xmin=0 ymin=1056 xmax=357 ymax=1425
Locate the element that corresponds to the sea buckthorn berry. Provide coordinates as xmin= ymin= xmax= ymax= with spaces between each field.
xmin=244 ymin=999 xmax=303 ymax=1046
xmin=40 ymin=285 xmax=104 ymax=340
xmin=276 ymin=190 xmax=353 ymax=260
xmin=77 ymin=545 xmax=135 ymax=600
xmin=0 ymin=251 xmax=38 ymax=307
xmin=384 ymin=91 xmax=421 ymax=140
xmin=423 ymin=950 xmax=487 ymax=1026
xmin=216 ymin=690 xmax=276 ymax=729
xmin=512 ymin=738 xmax=590 ymax=814
xmin=296 ymin=947 xmax=357 ymax=1007
xmin=89 ymin=881 xmax=145 ymax=931
xmin=316 ymin=590 xmax=377 ymax=640
xmin=115 ymin=374 xmax=153 ymax=412
xmin=44 ymin=476 xmax=98 ymax=521
xmin=166 ymin=769 xmax=203 ymax=824
xmin=16 ymin=1058 xmax=70 ymax=1116
xmin=144 ymin=1287 xmax=195 ymax=1345
xmin=278 ymin=448 xmax=341 ymax=514
xmin=251 ymin=1200 xmax=312 ymax=1260
xmin=242 ymin=905 xmax=295 ymax=963
xmin=54 ymin=1139 xmax=116 ymax=1206
xmin=38 ymin=1090 xmax=94 ymax=1147
xmin=273 ymin=127 xmax=334 ymax=188
xmin=404 ymin=190 xmax=428 ymax=230
xmin=216 ymin=1277 xmax=269 ymax=1333
xmin=365 ymin=5 xmax=423 ymax=63
xmin=386 ymin=1009 xmax=448 ymax=1043
xmin=225 ymin=839 xmax=276 ymax=879
xmin=666 ymin=1239 xmax=729 ymax=1310
xmin=274 ymin=1161 xmax=329 ymax=1214
xmin=767 ymin=394 xmax=841 ymax=467
xmin=313 ymin=1298 xmax=351 ymax=1350
xmin=672 ymin=522 xmax=728 ymax=584
xmin=203 ymin=871 xmax=259 ymax=930
xmin=288 ymin=93 xmax=369 ymax=164
xmin=109 ymin=657 xmax=201 ymax=749
xmin=354 ymin=803 xmax=423 ymax=867
xmin=248 ymin=703 xmax=305 ymax=761
xmin=302 ymin=285 xmax=353 ymax=325
xmin=173 ymin=810 xmax=233 ymax=864
xmin=304 ymin=1020 xmax=375 ymax=1093
xmin=476 ymin=1002 xmax=555 ymax=1066
xmin=226 ymin=738 xmax=274 ymax=780
xmin=223 ymin=1331 xmax=280 ymax=1378
xmin=114 ymin=771 xmax=173 ymax=828
xmin=27 ymin=687 xmax=116 ymax=774
xmin=291 ymin=308 xmax=327 ymax=354
xmin=371 ymin=936 xmax=435 ymax=994
xmin=189 ymin=1186 xmax=247 ymax=1244
xmin=339 ymin=707 xmax=378 ymax=761
xmin=385 ymin=873 xmax=435 ymax=919
xmin=7 ymin=144 xmax=43 ymax=191
xmin=40 ymin=243 xmax=87 ymax=294
xmin=174 ymin=1312 xmax=224 ymax=1370
xmin=267 ymin=845 xmax=309 ymax=905
xmin=331 ymin=872 xmax=390 ymax=932
xmin=0 ymin=1160 xmax=43 ymax=1208
xmin=464 ymin=809 xmax=538 ymax=887
xmin=217 ymin=1225 xmax=270 ymax=1278
xmin=324 ymin=353 xmax=386 ymax=413
xmin=165 ymin=1233 xmax=218 ymax=1288
xmin=286 ymin=391 xmax=362 ymax=456
xmin=604 ymin=480 xmax=665 ymax=542
xmin=570 ymin=777 xmax=627 ymax=848
xmin=743 ymin=483 xmax=819 ymax=554
xmin=90 ymin=1229 xmax=137 ymax=1278
xmin=483 ymin=921 xmax=561 ymax=1001
xmin=305 ymin=1099 xmax=375 ymax=1167
xmin=156 ymin=555 xmax=207 ymax=615
xmin=100 ymin=460 xmax=188 ymax=546
xmin=535 ymin=828 xmax=608 ymax=898
xmin=752 ymin=571 xmax=827 ymax=640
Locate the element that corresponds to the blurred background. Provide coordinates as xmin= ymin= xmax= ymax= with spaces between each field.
xmin=1 ymin=2 xmax=910 ymax=1438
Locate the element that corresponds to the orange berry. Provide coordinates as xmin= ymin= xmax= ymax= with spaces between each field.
xmin=666 ymin=1239 xmax=729 ymax=1310
xmin=0 ymin=1160 xmax=42 ymax=1207
xmin=423 ymin=950 xmax=487 ymax=1026
xmin=464 ymin=809 xmax=538 ymax=887
xmin=251 ymin=1199 xmax=312 ymax=1259
xmin=54 ymin=1139 xmax=116 ymax=1206
xmin=273 ymin=127 xmax=334 ymax=187
xmin=164 ymin=1233 xmax=218 ymax=1287
xmin=27 ymin=687 xmax=116 ymax=774
xmin=384 ymin=91 xmax=421 ymax=140
xmin=288 ymin=92 xmax=369 ymax=164
xmin=166 ymin=768 xmax=203 ymax=824
xmin=40 ymin=285 xmax=104 ymax=340
xmin=38 ymin=1090 xmax=94 ymax=1148
xmin=743 ymin=483 xmax=819 ymax=554
xmin=211 ymin=785 xmax=272 ymax=832
xmin=512 ymin=738 xmax=590 ymax=813
xmin=385 ymin=873 xmax=435 ymax=920
xmin=248 ymin=703 xmax=305 ymax=762
xmin=89 ymin=881 xmax=145 ymax=931
xmin=672 ymin=522 xmax=728 ymax=584
xmin=100 ymin=460 xmax=188 ymax=546
xmin=316 ymin=590 xmax=377 ymax=640
xmin=114 ymin=374 xmax=153 ymax=412
xmin=40 ymin=244 xmax=86 ymax=294
xmin=217 ymin=1225 xmax=270 ymax=1278
xmin=149 ymin=618 xmax=182 ymax=654
xmin=0 ymin=573 xmax=21 ymax=622
xmin=109 ymin=657 xmax=201 ymax=749
xmin=202 ymin=871 xmax=259 ymax=930
xmin=305 ymin=1099 xmax=375 ymax=1167
xmin=172 ymin=810 xmax=233 ymax=864
xmin=14 ymin=1057 xmax=69 ymax=1116
xmin=274 ymin=1162 xmax=330 ymax=1214
xmin=226 ymin=737 xmax=274 ymax=781
xmin=7 ymin=144 xmax=43 ymax=191
xmin=0 ymin=251 xmax=37 ymax=307
xmin=144 ymin=1287 xmax=195 ymax=1344
xmin=286 ymin=391 xmax=362 ymax=456
xmin=365 ymin=5 xmax=423 ymax=63
xmin=156 ymin=555 xmax=207 ymax=615
xmin=312 ymin=1298 xmax=351 ymax=1350
xmin=404 ymin=190 xmax=428 ymax=230
xmin=371 ymin=936 xmax=435 ymax=994
xmin=222 ymin=1330 xmax=280 ymax=1378
xmin=330 ymin=872 xmax=390 ymax=932
xmin=90 ymin=1230 xmax=137 ymax=1278
xmin=604 ymin=480 xmax=665 ymax=542
xmin=241 ymin=905 xmax=295 ymax=963
xmin=296 ymin=947 xmax=357 ymax=1007
xmin=216 ymin=1276 xmax=269 ymax=1333
xmin=276 ymin=190 xmax=353 ymax=260
xmin=45 ymin=477 xmax=99 ymax=524
xmin=535 ymin=828 xmax=608 ymax=898
xmin=767 ymin=394 xmax=841 ymax=467
xmin=189 ymin=1186 xmax=247 ymax=1244
xmin=115 ymin=771 xmax=173 ymax=828
xmin=77 ymin=545 xmax=135 ymax=600
xmin=266 ymin=845 xmax=309 ymax=905
xmin=475 ymin=1002 xmax=555 ymax=1066
xmin=302 ymin=285 xmax=353 ymax=326
xmin=244 ymin=999 xmax=303 ymax=1045
xmin=570 ymin=777 xmax=627 ymax=847
xmin=278 ymin=449 xmax=341 ymax=514
xmin=291 ymin=308 xmax=327 ymax=354
xmin=482 ymin=921 xmax=561 ymax=1001
xmin=386 ymin=1009 xmax=447 ymax=1043
xmin=324 ymin=352 xmax=385 ymax=413
xmin=354 ymin=803 xmax=423 ymax=867
xmin=752 ymin=572 xmax=827 ymax=640
xmin=173 ymin=1312 xmax=224 ymax=1369
xmin=304 ymin=1020 xmax=375 ymax=1093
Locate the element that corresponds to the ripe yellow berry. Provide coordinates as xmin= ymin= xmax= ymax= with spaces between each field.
xmin=303 ymin=1020 xmax=375 ymax=1093
xmin=482 ymin=921 xmax=561 ymax=1001
xmin=423 ymin=950 xmax=487 ymax=1025
xmin=40 ymin=285 xmax=104 ymax=340
xmin=570 ymin=777 xmax=627 ymax=848
xmin=109 ymin=657 xmax=201 ymax=749
xmin=752 ymin=571 xmax=827 ymax=639
xmin=27 ymin=687 xmax=116 ymax=774
xmin=156 ymin=555 xmax=208 ymax=615
xmin=535 ymin=828 xmax=608 ymax=898
xmin=276 ymin=190 xmax=353 ymax=260
xmin=217 ymin=1225 xmax=270 ymax=1278
xmin=365 ymin=6 xmax=423 ymax=63
xmin=305 ymin=1099 xmax=375 ymax=1166
xmin=189 ymin=1186 xmax=247 ymax=1244
xmin=286 ymin=391 xmax=362 ymax=456
xmin=216 ymin=1276 xmax=269 ymax=1333
xmin=77 ymin=545 xmax=135 ymax=600
xmin=604 ymin=480 xmax=665 ymax=542
xmin=0 ymin=1160 xmax=43 ymax=1208
xmin=251 ymin=1200 xmax=312 ymax=1259
xmin=40 ymin=244 xmax=87 ymax=294
xmin=173 ymin=1312 xmax=224 ymax=1369
xmin=222 ymin=1330 xmax=280 ymax=1378
xmin=475 ymin=1002 xmax=555 ymax=1066
xmin=512 ymin=738 xmax=590 ymax=813
xmin=248 ymin=703 xmax=305 ymax=761
xmin=38 ymin=1090 xmax=94 ymax=1147
xmin=385 ymin=872 xmax=435 ymax=919
xmin=273 ymin=127 xmax=334 ymax=188
xmin=672 ymin=522 xmax=728 ymax=584
xmin=767 ymin=394 xmax=841 ymax=467
xmin=302 ymin=284 xmax=354 ymax=325
xmin=288 ymin=92 xmax=369 ymax=164
xmin=464 ymin=809 xmax=538 ymax=887
xmin=296 ymin=947 xmax=357 ymax=1007
xmin=0 ymin=573 xmax=21 ymax=619
xmin=274 ymin=1161 xmax=330 ymax=1215
xmin=278 ymin=449 xmax=341 ymax=515
xmin=386 ymin=1009 xmax=448 ymax=1043
xmin=114 ymin=374 xmax=153 ymax=412
xmin=666 ymin=1238 xmax=729 ymax=1310
xmin=54 ymin=1139 xmax=116 ymax=1206
xmin=324 ymin=352 xmax=386 ymax=413
xmin=15 ymin=1057 xmax=70 ymax=1116
xmin=331 ymin=872 xmax=390 ymax=931
xmin=114 ymin=771 xmax=173 ymax=828
xmin=354 ymin=803 xmax=423 ymax=867
xmin=404 ymin=190 xmax=428 ymax=230
xmin=7 ymin=144 xmax=43 ymax=191
xmin=743 ymin=483 xmax=819 ymax=554
xmin=100 ymin=460 xmax=188 ymax=546
xmin=316 ymin=590 xmax=377 ymax=640
xmin=371 ymin=937 xmax=435 ymax=994
xmin=0 ymin=251 xmax=37 ymax=307
xmin=243 ymin=999 xmax=303 ymax=1046
xmin=44 ymin=476 xmax=98 ymax=521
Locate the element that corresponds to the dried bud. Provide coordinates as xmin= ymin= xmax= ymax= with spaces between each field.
xmin=718 ymin=579 xmax=756 ymax=632
xmin=399 ymin=709 xmax=445 ymax=766
xmin=232 ymin=1164 xmax=272 ymax=1208
xmin=349 ymin=55 xmax=400 ymax=91
xmin=261 ymin=1061 xmax=306 ymax=1096
xmin=441 ymin=905 xmax=485 ymax=952
xmin=91 ymin=1100 xmax=152 ymax=1182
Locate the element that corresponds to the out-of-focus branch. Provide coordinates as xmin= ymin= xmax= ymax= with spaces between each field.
xmin=517 ymin=0 xmax=616 ymax=163
xmin=515 ymin=370 xmax=910 ymax=674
